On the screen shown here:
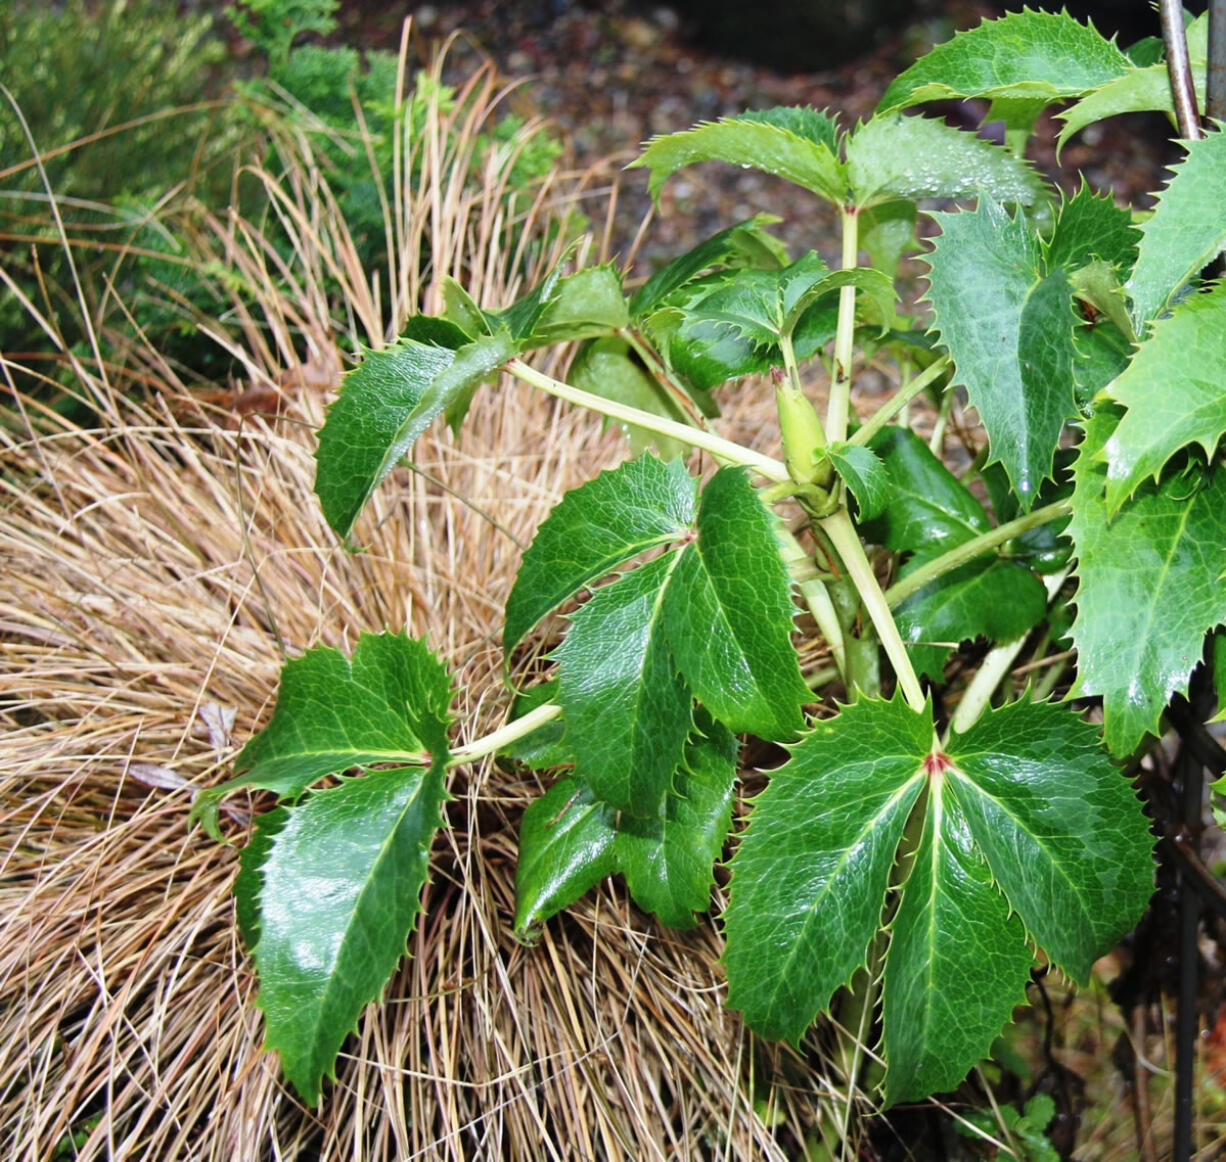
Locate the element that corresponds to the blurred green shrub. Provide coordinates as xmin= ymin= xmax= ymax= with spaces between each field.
xmin=1 ymin=0 xmax=570 ymax=407
xmin=0 ymin=0 xmax=243 ymax=395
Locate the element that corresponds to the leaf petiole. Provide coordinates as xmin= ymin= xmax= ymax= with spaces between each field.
xmin=884 ymin=499 xmax=1073 ymax=609
xmin=821 ymin=507 xmax=926 ymax=711
xmin=506 ymin=358 xmax=789 ymax=482
xmin=448 ymin=700 xmax=563 ymax=767
xmin=849 ymin=354 xmax=952 ymax=449
xmin=824 ymin=206 xmax=861 ymax=446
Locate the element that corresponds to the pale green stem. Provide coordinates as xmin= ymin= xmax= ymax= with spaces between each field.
xmin=849 ymin=354 xmax=952 ymax=449
xmin=447 ymin=699 xmax=562 ymax=767
xmin=928 ymin=384 xmax=955 ymax=456
xmin=1031 ymin=649 xmax=1074 ymax=702
xmin=777 ymin=525 xmax=847 ymax=677
xmin=824 ymin=208 xmax=860 ymax=446
xmin=947 ymin=568 xmax=1071 ymax=737
xmin=821 ymin=508 xmax=926 ymax=712
xmin=619 ymin=328 xmax=708 ymax=427
xmin=883 ymin=499 xmax=1073 ymax=609
xmin=506 ymin=357 xmax=789 ymax=482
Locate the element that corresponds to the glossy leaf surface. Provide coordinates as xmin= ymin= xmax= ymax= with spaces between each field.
xmin=629 ymin=215 xmax=786 ymax=319
xmin=894 ymin=557 xmax=1047 ymax=678
xmin=662 ymin=466 xmax=810 ymax=740
xmin=925 ymin=198 xmax=1078 ymax=506
xmin=192 ymin=633 xmax=453 ymax=839
xmin=947 ymin=699 xmax=1154 ymax=981
xmin=529 ymin=265 xmax=630 ymax=344
xmin=553 ymin=551 xmax=692 ymax=816
xmin=878 ymin=9 xmax=1128 ymax=115
xmin=630 ymin=106 xmax=846 ymax=204
xmin=1126 ymin=126 xmax=1226 ymax=331
xmin=252 ymin=761 xmax=447 ymax=1104
xmin=723 ymin=695 xmax=930 ymax=1042
xmin=503 ymin=454 xmax=696 ymax=658
xmin=680 ymin=253 xmax=894 ymax=349
xmin=514 ymin=775 xmax=618 ymax=934
xmin=727 ymin=694 xmax=1151 ymax=1099
xmin=1102 ymin=282 xmax=1226 ymax=512
xmin=1070 ymin=405 xmax=1226 ymax=754
xmin=829 ymin=442 xmax=889 ymax=521
xmin=882 ymin=784 xmax=1031 ymax=1106
xmin=616 ymin=720 xmax=739 ymax=927
xmin=846 ymin=111 xmax=1044 ymax=209
xmin=860 ymin=427 xmax=990 ymax=558
xmin=514 ymin=722 xmax=738 ymax=933
xmin=1056 ymin=13 xmax=1207 ymax=151
xmin=315 ymin=331 xmax=514 ymax=538
xmin=1044 ymin=181 xmax=1140 ymax=274
xmin=642 ymin=270 xmax=777 ymax=392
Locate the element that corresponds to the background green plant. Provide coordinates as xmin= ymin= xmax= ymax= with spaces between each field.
xmin=1 ymin=0 xmax=567 ymax=410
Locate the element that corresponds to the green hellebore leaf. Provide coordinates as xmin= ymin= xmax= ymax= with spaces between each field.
xmin=946 ymin=698 xmax=1155 ymax=983
xmin=894 ymin=556 xmax=1048 ymax=680
xmin=859 ymin=199 xmax=918 ymax=279
xmin=483 ymin=256 xmax=567 ymax=342
xmin=235 ymin=805 xmax=288 ymax=950
xmin=662 ymin=466 xmax=810 ymax=740
xmin=503 ymin=454 xmax=697 ymax=660
xmin=642 ymin=267 xmax=778 ymax=392
xmin=882 ymin=782 xmax=1032 ymax=1105
xmin=615 ymin=718 xmax=739 ymax=928
xmin=1101 ymin=281 xmax=1226 ymax=513
xmin=1070 ymin=259 xmax=1136 ymax=347
xmin=513 ymin=720 xmax=738 ymax=934
xmin=1044 ymin=181 xmax=1140 ymax=274
xmin=314 ymin=329 xmax=515 ymax=539
xmin=1056 ymin=13 xmax=1207 ymax=152
xmin=846 ymin=112 xmax=1044 ymax=211
xmin=679 ymin=252 xmax=893 ymax=351
xmin=924 ymin=197 xmax=1079 ymax=507
xmin=1126 ymin=125 xmax=1226 ymax=332
xmin=828 ymin=442 xmax=889 ymax=521
xmin=439 ymin=278 xmax=489 ymax=338
xmin=521 ymin=461 xmax=805 ymax=814
xmin=629 ymin=215 xmax=787 ymax=320
xmin=553 ymin=551 xmax=693 ymax=817
xmin=723 ymin=694 xmax=930 ymax=1043
xmin=725 ymin=693 xmax=1152 ymax=1105
xmin=877 ymin=9 xmax=1129 ymax=116
xmin=1069 ymin=405 xmax=1226 ymax=755
xmin=527 ymin=265 xmax=630 ymax=345
xmin=251 ymin=760 xmax=447 ymax=1105
xmin=190 ymin=632 xmax=453 ymax=840
xmin=514 ymin=774 xmax=618 ymax=936
xmin=859 ymin=427 xmax=990 ymax=559
xmin=629 ymin=106 xmax=847 ymax=205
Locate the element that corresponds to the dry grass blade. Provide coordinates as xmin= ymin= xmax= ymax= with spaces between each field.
xmin=0 ymin=37 xmax=842 ymax=1161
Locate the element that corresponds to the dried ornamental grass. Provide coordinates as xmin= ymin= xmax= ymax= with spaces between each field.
xmin=0 ymin=42 xmax=848 ymax=1162
xmin=0 ymin=343 xmax=856 ymax=1162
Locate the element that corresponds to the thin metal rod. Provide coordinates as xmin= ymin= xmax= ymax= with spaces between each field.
xmin=1161 ymin=0 xmax=1204 ymax=139
xmin=1209 ymin=0 xmax=1226 ymax=121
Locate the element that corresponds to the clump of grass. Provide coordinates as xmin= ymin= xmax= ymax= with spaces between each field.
xmin=0 ymin=31 xmax=845 ymax=1162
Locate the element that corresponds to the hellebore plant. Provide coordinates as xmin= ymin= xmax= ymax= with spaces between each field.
xmin=195 ymin=8 xmax=1226 ymax=1110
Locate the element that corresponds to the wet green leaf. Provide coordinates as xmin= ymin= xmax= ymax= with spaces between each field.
xmin=315 ymin=330 xmax=514 ymax=538
xmin=504 ymin=454 xmax=696 ymax=659
xmin=191 ymin=633 xmax=453 ymax=840
xmin=1070 ymin=405 xmax=1226 ymax=754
